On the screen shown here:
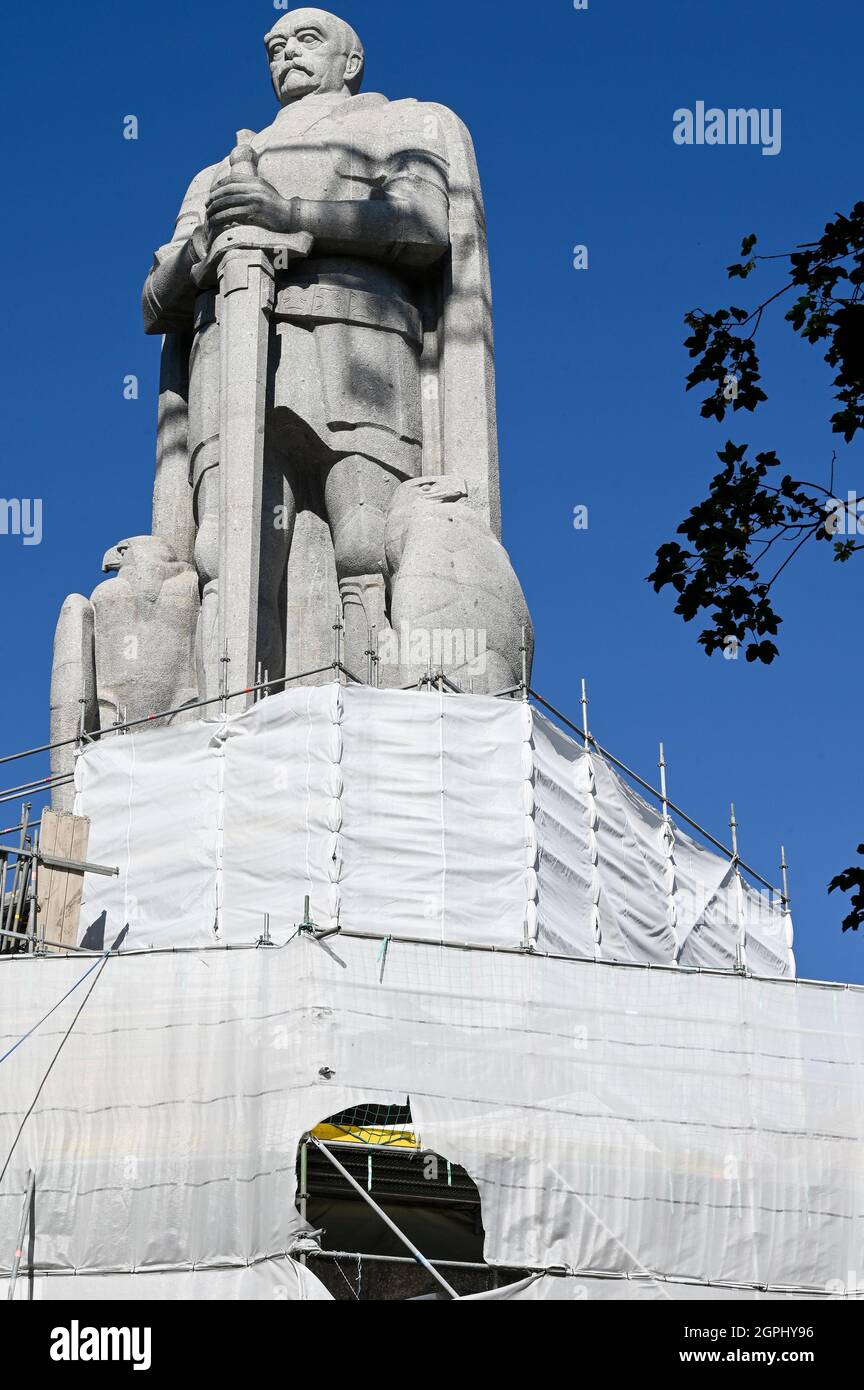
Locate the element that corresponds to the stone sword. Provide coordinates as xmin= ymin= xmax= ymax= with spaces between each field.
xmin=193 ymin=146 xmax=313 ymax=713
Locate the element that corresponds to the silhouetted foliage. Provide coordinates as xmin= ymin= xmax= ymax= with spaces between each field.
xmin=829 ymin=847 xmax=864 ymax=934
xmin=648 ymin=202 xmax=864 ymax=930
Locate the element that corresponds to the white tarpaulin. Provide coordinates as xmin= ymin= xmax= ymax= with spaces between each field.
xmin=0 ymin=940 xmax=858 ymax=1299
xmin=73 ymin=684 xmax=794 ymax=975
xmin=530 ymin=712 xmax=793 ymax=974
xmin=220 ymin=685 xmax=343 ymax=943
xmin=76 ymin=719 xmax=219 ymax=949
xmin=338 ymin=686 xmax=531 ymax=946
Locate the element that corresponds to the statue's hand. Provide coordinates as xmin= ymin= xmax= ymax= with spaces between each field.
xmin=206 ymin=176 xmax=295 ymax=237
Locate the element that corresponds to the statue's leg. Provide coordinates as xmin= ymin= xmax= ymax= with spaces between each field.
xmin=257 ymin=441 xmax=297 ymax=692
xmin=193 ymin=462 xmax=221 ymax=703
xmin=323 ymin=455 xmax=401 ymax=682
xmin=189 ymin=300 xmax=221 ymax=703
xmin=281 ymin=463 xmax=340 ymax=682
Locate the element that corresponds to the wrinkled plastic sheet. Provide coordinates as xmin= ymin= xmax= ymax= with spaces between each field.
xmin=0 ymin=939 xmax=858 ymax=1298
xmin=74 ymin=685 xmax=533 ymax=953
xmin=74 ymin=685 xmax=794 ymax=974
xmin=531 ymin=714 xmax=794 ymax=974
xmin=75 ymin=719 xmax=219 ymax=949
xmin=339 ymin=686 xmax=532 ymax=946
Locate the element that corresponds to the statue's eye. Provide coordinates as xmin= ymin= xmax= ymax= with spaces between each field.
xmin=298 ymin=31 xmax=322 ymax=46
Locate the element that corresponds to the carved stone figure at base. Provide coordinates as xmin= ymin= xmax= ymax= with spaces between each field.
xmin=49 ymin=537 xmax=200 ymax=811
xmin=380 ymin=477 xmax=533 ymax=693
xmin=90 ymin=537 xmax=200 ymax=729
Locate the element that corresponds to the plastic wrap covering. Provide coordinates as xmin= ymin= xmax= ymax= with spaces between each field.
xmin=75 ymin=719 xmax=219 ymax=948
xmin=74 ymin=685 xmax=530 ymax=952
xmin=0 ymin=940 xmax=859 ymax=1298
xmin=530 ymin=713 xmax=794 ymax=974
xmin=220 ymin=685 xmax=344 ymax=942
xmin=74 ymin=685 xmax=793 ymax=974
xmin=338 ymin=686 xmax=531 ymax=945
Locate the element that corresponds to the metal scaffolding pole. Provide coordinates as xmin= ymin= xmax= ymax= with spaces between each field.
xmin=658 ymin=742 xmax=679 ymax=957
xmin=730 ymin=803 xmax=747 ymax=973
xmin=307 ymin=1134 xmax=459 ymax=1299
xmin=7 ymin=1170 xmax=35 ymax=1301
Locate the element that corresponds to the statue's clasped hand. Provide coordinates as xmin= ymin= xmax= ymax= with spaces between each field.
xmin=205 ymin=175 xmax=297 ymax=238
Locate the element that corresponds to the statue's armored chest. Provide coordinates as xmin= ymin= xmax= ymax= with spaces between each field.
xmin=255 ymin=134 xmax=345 ymax=202
xmin=254 ymin=118 xmax=384 ymax=204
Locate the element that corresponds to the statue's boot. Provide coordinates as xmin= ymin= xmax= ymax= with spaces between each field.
xmin=196 ymin=579 xmax=221 ymax=706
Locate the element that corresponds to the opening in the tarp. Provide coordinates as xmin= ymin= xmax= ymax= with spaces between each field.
xmin=294 ymin=1101 xmax=529 ymax=1300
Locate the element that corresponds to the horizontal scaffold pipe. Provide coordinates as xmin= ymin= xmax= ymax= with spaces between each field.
xmin=0 ymin=930 xmax=854 ymax=993
xmin=0 ymin=663 xmax=348 ymax=769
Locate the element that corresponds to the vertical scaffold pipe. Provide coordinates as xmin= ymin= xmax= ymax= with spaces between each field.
xmin=7 ymin=1169 xmax=35 ymax=1301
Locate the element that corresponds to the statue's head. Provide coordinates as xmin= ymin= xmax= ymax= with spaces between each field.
xmin=101 ymin=536 xmax=178 ymax=574
xmin=385 ymin=477 xmax=470 ymax=569
xmin=264 ymin=8 xmax=364 ymax=106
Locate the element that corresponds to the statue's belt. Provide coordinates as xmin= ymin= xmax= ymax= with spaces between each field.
xmin=194 ymin=282 xmax=423 ymax=349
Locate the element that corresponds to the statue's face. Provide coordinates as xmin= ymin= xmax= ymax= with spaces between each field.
xmin=265 ymin=9 xmax=361 ymax=105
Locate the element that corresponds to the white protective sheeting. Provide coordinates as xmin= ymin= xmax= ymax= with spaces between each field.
xmin=0 ymin=940 xmax=859 ymax=1298
xmin=220 ymin=684 xmax=344 ymax=942
xmin=74 ymin=684 xmax=793 ymax=974
xmin=75 ymin=719 xmax=220 ymax=948
xmin=530 ymin=712 xmax=794 ymax=974
xmin=339 ymin=686 xmax=532 ymax=946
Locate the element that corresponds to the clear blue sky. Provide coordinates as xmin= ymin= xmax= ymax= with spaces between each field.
xmin=1 ymin=0 xmax=861 ymax=981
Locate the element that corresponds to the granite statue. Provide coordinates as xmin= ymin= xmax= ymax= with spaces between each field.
xmin=50 ymin=6 xmax=533 ymax=801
